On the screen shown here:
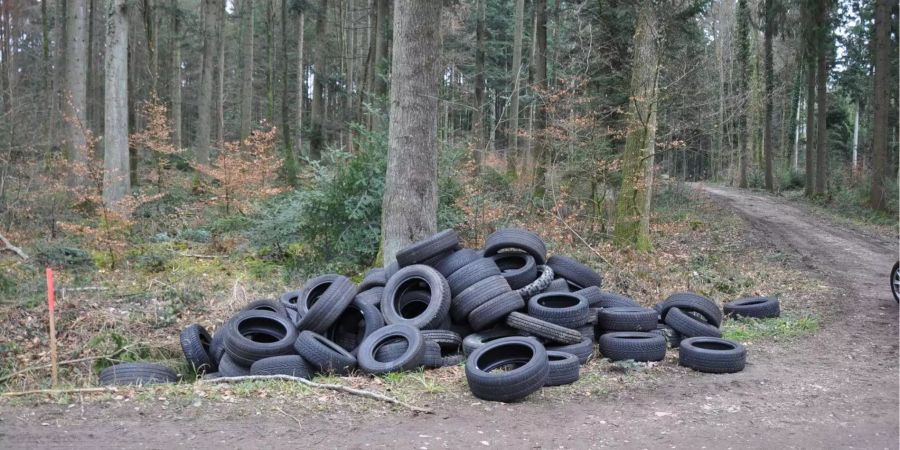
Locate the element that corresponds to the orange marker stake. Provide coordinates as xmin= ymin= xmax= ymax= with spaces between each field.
xmin=46 ymin=267 xmax=58 ymax=387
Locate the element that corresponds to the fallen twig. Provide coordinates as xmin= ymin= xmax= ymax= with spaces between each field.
xmin=176 ymin=252 xmax=222 ymax=259
xmin=275 ymin=406 xmax=303 ymax=427
xmin=1 ymin=387 xmax=117 ymax=397
xmin=199 ymin=375 xmax=433 ymax=414
xmin=0 ymin=232 xmax=28 ymax=260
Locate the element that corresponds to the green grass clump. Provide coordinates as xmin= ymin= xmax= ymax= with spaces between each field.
xmin=721 ymin=314 xmax=819 ymax=341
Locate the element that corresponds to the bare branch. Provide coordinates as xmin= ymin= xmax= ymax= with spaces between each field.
xmin=0 ymin=232 xmax=28 ymax=260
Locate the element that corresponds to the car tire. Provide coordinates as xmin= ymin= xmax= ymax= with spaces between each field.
xmin=396 ymin=229 xmax=460 ymax=267
xmin=446 ymin=258 xmax=502 ymax=297
xmin=505 ymin=312 xmax=582 ymax=345
xmin=432 ymin=249 xmax=480 ymax=278
xmin=546 ymin=255 xmax=602 ymax=289
xmin=250 ymin=355 xmax=310 ymax=378
xmin=296 ymin=276 xmax=357 ymax=333
xmin=679 ymin=337 xmax=746 ymax=373
xmin=527 ymin=292 xmax=591 ymax=328
xmin=468 ymin=291 xmax=526 ymax=331
xmin=545 ymin=351 xmax=580 ymax=386
xmin=483 ymin=228 xmax=548 ymax=265
xmin=596 ymin=306 xmax=658 ymax=332
xmin=462 ymin=327 xmax=520 ymax=356
xmin=723 ymin=296 xmax=780 ymax=319
xmin=451 ymin=275 xmax=511 ymax=323
xmin=180 ymin=324 xmax=215 ymax=373
xmin=515 ymin=265 xmax=555 ymax=300
xmin=490 ymin=251 xmax=537 ymax=290
xmin=546 ymin=337 xmax=595 ymax=364
xmin=357 ymin=324 xmax=426 ymax=374
xmin=657 ymin=292 xmax=722 ymax=327
xmin=465 ymin=336 xmax=549 ymax=402
xmin=294 ymin=331 xmax=357 ymax=375
xmin=598 ymin=332 xmax=666 ymax=362
xmin=99 ymin=362 xmax=179 ymax=386
xmin=223 ymin=310 xmax=297 ymax=367
xmin=664 ymin=306 xmax=722 ymax=338
xmin=381 ymin=264 xmax=451 ymax=329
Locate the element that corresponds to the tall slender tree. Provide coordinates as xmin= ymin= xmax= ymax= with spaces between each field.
xmin=280 ymin=0 xmax=298 ymax=184
xmin=813 ymin=0 xmax=829 ymax=196
xmin=381 ymin=0 xmax=442 ymax=265
xmin=472 ymin=0 xmax=486 ymax=164
xmin=195 ymin=0 xmax=216 ymax=165
xmin=803 ymin=1 xmax=816 ymax=197
xmin=507 ymin=0 xmax=524 ymax=177
xmin=296 ymin=4 xmax=306 ymax=155
xmin=169 ymin=0 xmax=182 ymax=149
xmin=309 ymin=0 xmax=328 ymax=160
xmin=870 ymin=0 xmax=891 ymax=209
xmin=762 ymin=0 xmax=776 ymax=191
xmin=735 ymin=0 xmax=750 ymax=188
xmin=103 ymin=0 xmax=130 ymax=208
xmin=238 ymin=0 xmax=254 ymax=143
xmin=65 ymin=0 xmax=90 ymax=167
xmin=531 ymin=0 xmax=548 ymax=196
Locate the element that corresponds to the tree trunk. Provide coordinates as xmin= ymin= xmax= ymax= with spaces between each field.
xmin=851 ymin=101 xmax=859 ymax=173
xmin=65 ymin=0 xmax=90 ymax=167
xmin=870 ymin=0 xmax=890 ymax=209
xmin=296 ymin=9 xmax=305 ymax=155
xmin=309 ymin=0 xmax=328 ymax=160
xmin=195 ymin=0 xmax=216 ymax=165
xmin=380 ymin=0 xmax=442 ymax=265
xmin=280 ymin=0 xmax=298 ymax=185
xmin=613 ymin=4 xmax=658 ymax=251
xmin=804 ymin=47 xmax=816 ymax=196
xmin=813 ymin=0 xmax=828 ymax=196
xmin=169 ymin=0 xmax=182 ymax=149
xmin=762 ymin=0 xmax=774 ymax=191
xmin=143 ymin=0 xmax=158 ymax=94
xmin=735 ymin=0 xmax=750 ymax=189
xmin=215 ymin=0 xmax=225 ymax=148
xmin=531 ymin=0 xmax=548 ymax=197
xmin=372 ymin=0 xmax=389 ymax=97
xmin=238 ymin=0 xmax=254 ymax=142
xmin=266 ymin=0 xmax=275 ymax=123
xmin=103 ymin=0 xmax=130 ymax=208
xmin=793 ymin=91 xmax=801 ymax=171
xmin=506 ymin=0 xmax=524 ymax=176
xmin=472 ymin=0 xmax=485 ymax=164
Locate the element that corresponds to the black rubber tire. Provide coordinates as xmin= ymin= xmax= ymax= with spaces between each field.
xmin=658 ymin=292 xmax=722 ymax=327
xmin=892 ymin=262 xmax=900 ymax=303
xmin=421 ymin=340 xmax=445 ymax=368
xmin=462 ymin=327 xmax=520 ymax=356
xmin=218 ymin=353 xmax=252 ymax=377
xmin=355 ymin=287 xmax=385 ymax=307
xmin=242 ymin=299 xmax=289 ymax=319
xmin=223 ymin=310 xmax=298 ymax=367
xmin=679 ymin=337 xmax=746 ymax=373
xmin=421 ymin=330 xmax=463 ymax=355
xmin=358 ymin=268 xmax=388 ymax=291
xmin=385 ymin=261 xmax=400 ymax=280
xmin=573 ymin=286 xmax=603 ymax=307
xmin=483 ymin=228 xmax=548 ymax=265
xmin=490 ymin=251 xmax=537 ymax=290
xmin=180 ymin=323 xmax=215 ymax=373
xmin=545 ymin=351 xmax=580 ymax=386
xmin=543 ymin=278 xmax=571 ymax=293
xmin=325 ymin=296 xmax=385 ymax=353
xmin=357 ymin=324 xmax=426 ymax=374
xmin=546 ymin=337 xmax=595 ymax=364
xmin=433 ymin=249 xmax=480 ymax=278
xmin=279 ymin=290 xmax=303 ymax=311
xmin=446 ymin=258 xmax=501 ymax=297
xmin=664 ymin=306 xmax=722 ymax=338
xmin=468 ymin=291 xmax=526 ymax=331
xmin=99 ymin=362 xmax=178 ymax=386
xmin=465 ymin=336 xmax=550 ymax=402
xmin=293 ymin=331 xmax=357 ymax=375
xmin=598 ymin=332 xmax=666 ymax=362
xmin=451 ymin=275 xmax=511 ymax=323
xmin=516 ymin=265 xmax=555 ymax=300
xmin=577 ymin=324 xmax=596 ymax=342
xmin=373 ymin=340 xmax=409 ymax=362
xmin=396 ymin=229 xmax=460 ymax=267
xmin=296 ymin=274 xmax=341 ymax=316
xmin=505 ymin=312 xmax=582 ymax=345
xmin=528 ymin=292 xmax=591 ymax=328
xmin=723 ymin=296 xmax=780 ymax=319
xmin=650 ymin=323 xmax=683 ymax=348
xmin=381 ymin=264 xmax=451 ymax=329
xmin=250 ymin=355 xmax=310 ymax=378
xmin=596 ymin=307 xmax=658 ymax=332
xmin=546 ymin=255 xmax=602 ymax=289
xmin=591 ymin=291 xmax=641 ymax=308
xmin=209 ymin=329 xmax=227 ymax=363
xmin=296 ymin=276 xmax=357 ymax=333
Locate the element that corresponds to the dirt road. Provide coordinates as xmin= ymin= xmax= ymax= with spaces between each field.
xmin=2 ymin=185 xmax=897 ymax=449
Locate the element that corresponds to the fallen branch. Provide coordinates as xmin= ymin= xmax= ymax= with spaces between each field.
xmin=0 ymin=232 xmax=28 ymax=260
xmin=199 ymin=374 xmax=433 ymax=414
xmin=176 ymin=252 xmax=222 ymax=259
xmin=1 ymin=387 xmax=117 ymax=397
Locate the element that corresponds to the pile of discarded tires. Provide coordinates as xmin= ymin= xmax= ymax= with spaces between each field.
xmin=98 ymin=227 xmax=780 ymax=403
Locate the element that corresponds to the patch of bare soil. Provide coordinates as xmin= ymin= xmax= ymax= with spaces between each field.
xmin=1 ymin=184 xmax=897 ymax=449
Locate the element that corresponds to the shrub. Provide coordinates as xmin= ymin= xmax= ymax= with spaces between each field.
xmin=778 ymin=168 xmax=804 ymax=191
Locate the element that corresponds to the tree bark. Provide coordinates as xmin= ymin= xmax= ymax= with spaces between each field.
xmin=735 ymin=0 xmax=750 ymax=189
xmin=215 ymin=0 xmax=225 ymax=148
xmin=380 ymin=0 xmax=442 ymax=265
xmin=238 ymin=0 xmax=254 ymax=142
xmin=813 ymin=0 xmax=828 ymax=196
xmin=296 ymin=9 xmax=305 ymax=154
xmin=804 ymin=36 xmax=816 ymax=196
xmin=613 ymin=4 xmax=659 ymax=251
xmin=195 ymin=0 xmax=216 ymax=165
xmin=531 ymin=0 xmax=548 ymax=197
xmin=870 ymin=0 xmax=890 ymax=209
xmin=169 ymin=0 xmax=182 ymax=149
xmin=762 ymin=0 xmax=774 ymax=191
xmin=793 ymin=91 xmax=801 ymax=171
xmin=103 ymin=0 xmax=130 ymax=208
xmin=472 ymin=0 xmax=485 ymax=164
xmin=506 ymin=0 xmax=524 ymax=177
xmin=309 ymin=0 xmax=328 ymax=160
xmin=851 ymin=101 xmax=859 ymax=173
xmin=280 ymin=0 xmax=298 ymax=184
xmin=65 ymin=0 xmax=90 ymax=167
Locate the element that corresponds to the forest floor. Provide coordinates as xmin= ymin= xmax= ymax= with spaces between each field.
xmin=1 ymin=184 xmax=897 ymax=449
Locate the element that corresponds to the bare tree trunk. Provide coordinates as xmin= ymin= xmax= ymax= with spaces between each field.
xmin=65 ymin=0 xmax=90 ymax=167
xmin=280 ymin=0 xmax=298 ymax=184
xmin=103 ymin=0 xmax=130 ymax=208
xmin=169 ymin=0 xmax=182 ymax=149
xmin=472 ymin=0 xmax=485 ymax=164
xmin=804 ymin=39 xmax=816 ymax=196
xmin=851 ymin=101 xmax=859 ymax=173
xmin=195 ymin=0 xmax=216 ymax=165
xmin=143 ymin=0 xmax=157 ymax=93
xmin=215 ymin=0 xmax=225 ymax=149
xmin=506 ymin=0 xmax=524 ymax=176
xmin=309 ymin=0 xmax=328 ymax=160
xmin=531 ymin=0 xmax=548 ymax=198
xmin=296 ymin=9 xmax=305 ymax=154
xmin=736 ymin=0 xmax=749 ymax=189
xmin=870 ymin=0 xmax=890 ymax=209
xmin=381 ymin=0 xmax=442 ymax=265
xmin=762 ymin=0 xmax=774 ymax=191
xmin=372 ymin=0 xmax=389 ymax=97
xmin=813 ymin=0 xmax=828 ymax=196
xmin=793 ymin=91 xmax=801 ymax=170
xmin=238 ymin=0 xmax=254 ymax=142
xmin=613 ymin=4 xmax=659 ymax=250
xmin=266 ymin=0 xmax=275 ymax=123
